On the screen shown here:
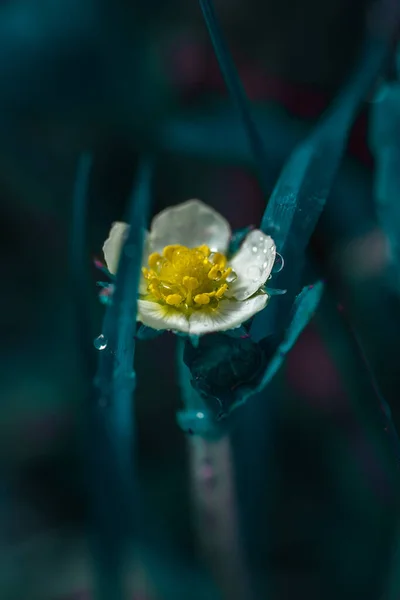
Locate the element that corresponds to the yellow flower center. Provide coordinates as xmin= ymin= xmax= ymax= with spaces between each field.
xmin=142 ymin=245 xmax=235 ymax=313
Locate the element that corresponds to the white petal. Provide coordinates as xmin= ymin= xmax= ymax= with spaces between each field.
xmin=148 ymin=199 xmax=231 ymax=254
xmin=137 ymin=300 xmax=190 ymax=332
xmin=103 ymin=223 xmax=151 ymax=286
xmin=102 ymin=222 xmax=129 ymax=275
xmin=226 ymin=230 xmax=276 ymax=301
xmin=188 ymin=294 xmax=268 ymax=335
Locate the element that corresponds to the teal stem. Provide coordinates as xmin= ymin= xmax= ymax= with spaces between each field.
xmin=369 ymin=57 xmax=400 ymax=291
xmin=176 ymin=338 xmax=223 ymax=439
xmin=336 ymin=303 xmax=400 ymax=467
xmin=198 ymin=0 xmax=270 ymax=200
xmin=176 ymin=339 xmax=252 ymax=599
xmin=197 ymin=0 xmax=397 ymax=346
xmin=92 ymin=157 xmax=152 ymax=600
xmin=70 ymin=153 xmax=152 ymax=600
xmin=251 ymin=32 xmax=397 ymax=342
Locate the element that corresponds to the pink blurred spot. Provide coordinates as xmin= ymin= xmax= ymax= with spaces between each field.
xmin=286 ymin=326 xmax=343 ymax=411
xmin=215 ymin=169 xmax=263 ymax=228
xmin=164 ymin=38 xmax=373 ymax=167
xmin=99 ymin=285 xmax=114 ymax=298
xmin=199 ymin=463 xmax=215 ymax=484
xmin=167 ymin=36 xmax=205 ymax=88
xmin=21 ymin=412 xmax=71 ymax=444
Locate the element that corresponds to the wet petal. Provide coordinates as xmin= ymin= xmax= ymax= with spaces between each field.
xmin=103 ymin=223 xmax=150 ymax=292
xmin=188 ymin=294 xmax=268 ymax=335
xmin=102 ymin=221 xmax=129 ymax=275
xmin=137 ymin=300 xmax=190 ymax=332
xmin=227 ymin=230 xmax=276 ymax=301
xmin=148 ymin=199 xmax=231 ymax=254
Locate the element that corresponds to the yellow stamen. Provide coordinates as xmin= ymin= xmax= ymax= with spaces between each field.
xmin=142 ymin=244 xmax=235 ymax=314
xmin=166 ymin=294 xmax=183 ymax=306
xmin=148 ymin=252 xmax=161 ymax=268
xmin=194 ymin=293 xmax=211 ymax=305
xmin=149 ymin=283 xmax=162 ymax=299
xmin=183 ymin=276 xmax=199 ymax=290
xmin=208 ymin=264 xmax=223 ymax=280
xmin=212 ymin=252 xmax=227 ymax=267
xmin=163 ymin=245 xmax=182 ymax=261
xmin=215 ymin=284 xmax=228 ymax=299
xmin=220 ymin=267 xmax=233 ymax=280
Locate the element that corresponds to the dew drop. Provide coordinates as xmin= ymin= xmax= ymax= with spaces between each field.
xmin=251 ymin=246 xmax=258 ymax=254
xmin=94 ymin=334 xmax=108 ymax=350
xmin=247 ymin=265 xmax=262 ymax=281
xmin=272 ymin=252 xmax=284 ymax=273
xmin=226 ymin=271 xmax=238 ymax=283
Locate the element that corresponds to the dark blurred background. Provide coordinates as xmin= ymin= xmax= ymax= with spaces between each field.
xmin=1 ymin=0 xmax=400 ymax=598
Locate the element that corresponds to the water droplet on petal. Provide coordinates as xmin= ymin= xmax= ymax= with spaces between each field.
xmin=251 ymin=246 xmax=258 ymax=254
xmin=247 ymin=265 xmax=262 ymax=281
xmin=272 ymin=252 xmax=284 ymax=273
xmin=226 ymin=271 xmax=238 ymax=283
xmin=94 ymin=334 xmax=108 ymax=350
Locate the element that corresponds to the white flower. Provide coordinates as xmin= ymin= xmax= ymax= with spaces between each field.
xmin=102 ymin=199 xmax=276 ymax=335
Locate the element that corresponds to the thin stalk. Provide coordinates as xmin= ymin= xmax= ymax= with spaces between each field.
xmin=91 ymin=157 xmax=152 ymax=600
xmin=189 ymin=436 xmax=250 ymax=600
xmin=70 ymin=153 xmax=96 ymax=376
xmin=251 ymin=32 xmax=397 ymax=342
xmin=316 ymin=292 xmax=400 ymax=599
xmin=177 ymin=339 xmax=252 ymax=600
xmin=315 ymin=291 xmax=400 ymax=490
xmin=198 ymin=0 xmax=271 ymax=200
xmin=198 ymin=0 xmax=397 ymax=343
xmin=337 ymin=305 xmax=400 ymax=466
xmin=70 ymin=153 xmax=153 ymax=600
